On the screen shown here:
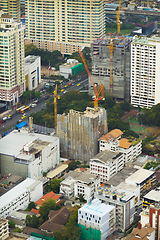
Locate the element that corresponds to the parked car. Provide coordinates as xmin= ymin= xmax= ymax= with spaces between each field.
xmin=34 ymin=100 xmax=39 ymax=104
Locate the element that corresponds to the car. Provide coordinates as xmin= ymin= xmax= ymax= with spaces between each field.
xmin=2 ymin=116 xmax=7 ymax=122
xmin=69 ymin=83 xmax=72 ymax=86
xmin=34 ymin=100 xmax=39 ymax=104
xmin=21 ymin=115 xmax=26 ymax=120
xmin=61 ymin=89 xmax=64 ymax=92
xmin=44 ymin=103 xmax=46 ymax=107
xmin=8 ymin=115 xmax=12 ymax=119
xmin=64 ymin=85 xmax=68 ymax=88
xmin=0 ymin=120 xmax=3 ymax=125
xmin=77 ymin=83 xmax=81 ymax=86
xmin=31 ymin=103 xmax=37 ymax=108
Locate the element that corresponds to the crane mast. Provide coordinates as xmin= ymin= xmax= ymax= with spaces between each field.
xmin=78 ymin=49 xmax=104 ymax=108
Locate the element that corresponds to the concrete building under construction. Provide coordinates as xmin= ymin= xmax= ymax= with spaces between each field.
xmin=91 ymin=37 xmax=132 ymax=102
xmin=57 ymin=107 xmax=108 ymax=163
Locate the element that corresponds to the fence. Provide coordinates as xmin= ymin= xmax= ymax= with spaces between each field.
xmin=32 ymin=124 xmax=55 ymax=135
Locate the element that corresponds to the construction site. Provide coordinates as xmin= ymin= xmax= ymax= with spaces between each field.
xmin=91 ymin=36 xmax=132 ymax=102
xmin=57 ymin=107 xmax=108 ymax=163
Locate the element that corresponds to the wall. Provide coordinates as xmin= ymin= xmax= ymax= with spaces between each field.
xmin=0 ymin=154 xmax=28 ymax=178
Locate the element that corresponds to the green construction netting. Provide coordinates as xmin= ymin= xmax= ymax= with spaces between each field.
xmin=77 ymin=223 xmax=101 ymax=240
xmin=71 ymin=63 xmax=83 ymax=75
xmin=31 ymin=232 xmax=55 ymax=240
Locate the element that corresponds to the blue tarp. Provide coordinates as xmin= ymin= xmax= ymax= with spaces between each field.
xmin=16 ymin=121 xmax=27 ymax=129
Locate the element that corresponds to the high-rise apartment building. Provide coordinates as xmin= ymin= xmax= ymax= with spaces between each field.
xmin=91 ymin=37 xmax=132 ymax=102
xmin=131 ymin=36 xmax=160 ymax=109
xmin=25 ymin=0 xmax=105 ymax=54
xmin=0 ymin=0 xmax=20 ymax=22
xmin=0 ymin=10 xmax=25 ymax=105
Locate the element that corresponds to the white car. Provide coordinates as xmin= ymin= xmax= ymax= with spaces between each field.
xmin=3 ymin=116 xmax=7 ymax=122
xmin=31 ymin=103 xmax=37 ymax=108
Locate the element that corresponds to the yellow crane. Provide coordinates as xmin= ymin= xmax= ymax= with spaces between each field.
xmin=54 ymin=84 xmax=60 ymax=136
xmin=78 ymin=49 xmax=104 ymax=107
xmin=117 ymin=0 xmax=121 ymax=34
xmin=107 ymin=37 xmax=114 ymax=94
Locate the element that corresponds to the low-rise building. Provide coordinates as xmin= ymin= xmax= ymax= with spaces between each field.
xmin=130 ymin=224 xmax=155 ymax=240
xmin=74 ymin=172 xmax=100 ymax=200
xmin=25 ymin=55 xmax=41 ymax=91
xmin=0 ymin=178 xmax=42 ymax=218
xmin=59 ymin=59 xmax=83 ymax=79
xmin=78 ymin=198 xmax=115 ymax=240
xmin=142 ymin=190 xmax=160 ymax=208
xmin=35 ymin=191 xmax=61 ymax=208
xmin=95 ymin=182 xmax=140 ymax=232
xmin=60 ymin=170 xmax=100 ymax=200
xmin=0 ymin=218 xmax=9 ymax=240
xmin=0 ymin=129 xmax=59 ymax=179
xmin=60 ymin=176 xmax=76 ymax=198
xmin=125 ymin=169 xmax=156 ymax=198
xmin=90 ymin=151 xmax=124 ymax=183
xmin=39 ymin=208 xmax=71 ymax=233
xmin=99 ymin=129 xmax=142 ymax=163
xmin=140 ymin=205 xmax=160 ymax=240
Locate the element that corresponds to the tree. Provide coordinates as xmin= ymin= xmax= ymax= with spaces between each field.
xmin=8 ymin=220 xmax=15 ymax=228
xmin=68 ymin=161 xmax=81 ymax=171
xmin=39 ymin=198 xmax=58 ymax=221
xmin=28 ymin=202 xmax=36 ymax=211
xmin=79 ymin=194 xmax=86 ymax=203
xmin=62 ymin=210 xmax=81 ymax=240
xmin=35 ymin=91 xmax=41 ymax=99
xmin=53 ymin=231 xmax=65 ymax=240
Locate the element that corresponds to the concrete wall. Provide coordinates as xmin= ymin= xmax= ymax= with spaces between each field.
xmin=0 ymin=154 xmax=28 ymax=178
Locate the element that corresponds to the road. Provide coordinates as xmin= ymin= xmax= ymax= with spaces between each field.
xmin=0 ymin=77 xmax=88 ymax=134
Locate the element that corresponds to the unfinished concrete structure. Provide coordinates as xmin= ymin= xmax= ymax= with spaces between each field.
xmin=91 ymin=37 xmax=132 ymax=102
xmin=57 ymin=107 xmax=107 ymax=163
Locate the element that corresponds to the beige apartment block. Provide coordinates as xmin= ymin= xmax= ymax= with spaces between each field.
xmin=25 ymin=0 xmax=105 ymax=54
xmin=0 ymin=10 xmax=25 ymax=105
xmin=0 ymin=0 xmax=20 ymax=22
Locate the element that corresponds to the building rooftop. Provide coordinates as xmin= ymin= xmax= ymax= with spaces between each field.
xmin=99 ymin=129 xmax=123 ymax=143
xmin=35 ymin=191 xmax=60 ymax=205
xmin=25 ymin=55 xmax=40 ymax=66
xmin=126 ymin=168 xmax=155 ymax=185
xmin=0 ymin=129 xmax=58 ymax=157
xmin=0 ymin=178 xmax=40 ymax=209
xmin=130 ymin=223 xmax=155 ymax=239
xmin=69 ymin=107 xmax=106 ymax=119
xmin=133 ymin=35 xmax=160 ymax=44
xmin=61 ymin=176 xmax=76 ymax=186
xmin=47 ymin=164 xmax=68 ymax=179
xmin=91 ymin=151 xmax=123 ymax=165
xmin=75 ymin=172 xmax=97 ymax=184
xmin=143 ymin=190 xmax=160 ymax=203
xmin=107 ymin=166 xmax=138 ymax=187
xmin=79 ymin=198 xmax=114 ymax=217
xmin=119 ymin=138 xmax=132 ymax=149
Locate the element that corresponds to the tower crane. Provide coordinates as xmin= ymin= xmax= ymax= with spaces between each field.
xmin=54 ymin=84 xmax=60 ymax=136
xmin=78 ymin=49 xmax=104 ymax=108
xmin=107 ymin=36 xmax=114 ymax=95
xmin=117 ymin=0 xmax=121 ymax=34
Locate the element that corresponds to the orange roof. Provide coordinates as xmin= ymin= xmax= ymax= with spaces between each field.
xmin=119 ymin=138 xmax=132 ymax=149
xmin=99 ymin=129 xmax=123 ymax=143
xmin=31 ymin=208 xmax=39 ymax=214
xmin=80 ymin=168 xmax=87 ymax=172
xmin=35 ymin=191 xmax=61 ymax=205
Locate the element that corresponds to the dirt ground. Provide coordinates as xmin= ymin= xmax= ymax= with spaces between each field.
xmin=41 ymin=65 xmax=60 ymax=77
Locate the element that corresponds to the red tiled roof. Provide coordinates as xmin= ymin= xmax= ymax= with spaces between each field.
xmin=80 ymin=168 xmax=86 ymax=172
xmin=31 ymin=209 xmax=39 ymax=214
xmin=99 ymin=129 xmax=123 ymax=142
xmin=35 ymin=191 xmax=61 ymax=205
